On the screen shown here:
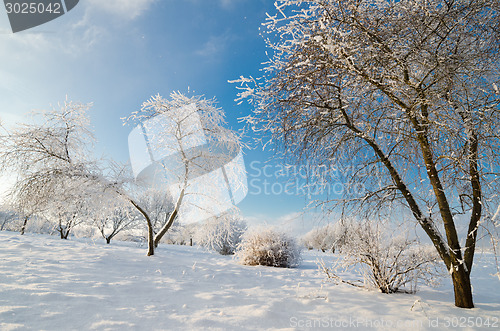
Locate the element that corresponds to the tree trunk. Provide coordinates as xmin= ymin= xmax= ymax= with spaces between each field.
xmin=346 ymin=118 xmax=474 ymax=308
xmin=20 ymin=216 xmax=28 ymax=235
xmin=127 ymin=197 xmax=155 ymax=256
xmin=1 ymin=217 xmax=8 ymax=231
xmin=452 ymin=265 xmax=474 ymax=308
xmin=106 ymin=237 xmax=111 ymax=244
xmin=60 ymin=228 xmax=70 ymax=239
xmin=154 ymin=209 xmax=177 ymax=248
xmin=154 ymin=187 xmax=185 ymax=248
xmin=414 ymin=118 xmax=474 ymax=308
xmin=346 ymin=61 xmax=479 ymax=308
xmin=146 ymin=221 xmax=155 ymax=256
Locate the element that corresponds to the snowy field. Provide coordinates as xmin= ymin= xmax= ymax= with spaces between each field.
xmin=0 ymin=231 xmax=499 ymax=331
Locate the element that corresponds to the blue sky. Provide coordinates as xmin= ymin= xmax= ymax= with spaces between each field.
xmin=0 ymin=0 xmax=336 ymax=231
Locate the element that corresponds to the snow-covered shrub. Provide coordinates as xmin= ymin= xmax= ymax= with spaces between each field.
xmin=302 ymin=224 xmax=338 ymax=252
xmin=21 ymin=215 xmax=56 ymax=235
xmin=0 ymin=209 xmax=20 ymax=232
xmin=236 ymin=227 xmax=301 ymax=268
xmin=321 ymin=220 xmax=441 ymax=293
xmin=302 ymin=222 xmax=351 ymax=253
xmin=195 ymin=213 xmax=246 ymax=255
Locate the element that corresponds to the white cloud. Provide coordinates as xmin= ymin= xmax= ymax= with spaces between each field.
xmin=86 ymin=0 xmax=156 ymax=20
xmin=0 ymin=111 xmax=25 ymax=127
xmin=242 ymin=211 xmax=337 ymax=237
xmin=0 ymin=173 xmax=16 ymax=203
xmin=0 ymin=32 xmax=51 ymax=55
xmin=0 ymin=5 xmax=108 ymax=58
xmin=219 ymin=0 xmax=244 ymax=10
xmin=195 ymin=33 xmax=232 ymax=58
xmin=66 ymin=13 xmax=106 ymax=53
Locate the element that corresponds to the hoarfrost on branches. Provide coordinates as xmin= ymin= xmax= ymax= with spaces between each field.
xmin=0 ymin=100 xmax=158 ymax=253
xmin=235 ymin=226 xmax=301 ymax=268
xmin=123 ymin=92 xmax=245 ymax=255
xmin=233 ymin=0 xmax=500 ymax=308
xmin=194 ymin=210 xmax=246 ymax=255
xmin=301 ymin=224 xmax=337 ymax=253
xmin=319 ymin=220 xmax=442 ymax=294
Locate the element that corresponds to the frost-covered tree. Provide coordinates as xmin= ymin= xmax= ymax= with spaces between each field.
xmin=195 ymin=210 xmax=247 ymax=255
xmin=44 ymin=182 xmax=90 ymax=239
xmin=89 ymin=191 xmax=140 ymax=244
xmin=0 ymin=99 xmax=97 ymax=235
xmin=124 ymin=92 xmax=244 ymax=253
xmin=302 ymin=224 xmax=337 ymax=252
xmin=0 ymin=100 xmax=156 ymax=252
xmin=0 ymin=206 xmax=18 ymax=231
xmin=233 ymin=0 xmax=500 ymax=308
xmin=162 ymin=221 xmax=197 ymax=246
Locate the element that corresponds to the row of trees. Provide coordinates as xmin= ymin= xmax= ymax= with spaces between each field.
xmin=0 ymin=200 xmax=246 ymax=252
xmin=0 ymin=92 xmax=244 ymax=256
xmin=0 ymin=189 xmax=175 ymax=244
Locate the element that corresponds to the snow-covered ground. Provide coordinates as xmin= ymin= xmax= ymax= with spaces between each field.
xmin=0 ymin=231 xmax=498 ymax=331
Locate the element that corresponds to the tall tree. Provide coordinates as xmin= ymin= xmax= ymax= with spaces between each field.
xmin=234 ymin=0 xmax=500 ymax=308
xmin=0 ymin=99 xmax=96 ymax=233
xmin=124 ymin=92 xmax=244 ymax=252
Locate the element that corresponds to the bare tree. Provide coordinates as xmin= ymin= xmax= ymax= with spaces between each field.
xmin=233 ymin=0 xmax=500 ymax=308
xmin=124 ymin=92 xmax=245 ymax=252
xmin=301 ymin=224 xmax=337 ymax=253
xmin=88 ymin=191 xmax=140 ymax=244
xmin=319 ymin=220 xmax=441 ymax=294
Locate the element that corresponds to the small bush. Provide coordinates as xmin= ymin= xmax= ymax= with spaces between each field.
xmin=195 ymin=213 xmax=246 ymax=255
xmin=235 ymin=227 xmax=301 ymax=268
xmin=319 ymin=220 xmax=442 ymax=293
